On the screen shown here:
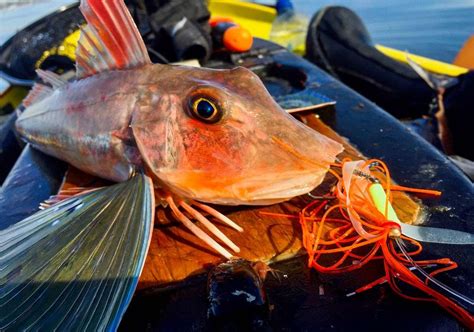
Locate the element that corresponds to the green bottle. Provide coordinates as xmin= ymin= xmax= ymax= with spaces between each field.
xmin=269 ymin=0 xmax=308 ymax=54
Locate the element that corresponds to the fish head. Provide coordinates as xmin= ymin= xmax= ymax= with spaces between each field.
xmin=132 ymin=65 xmax=343 ymax=205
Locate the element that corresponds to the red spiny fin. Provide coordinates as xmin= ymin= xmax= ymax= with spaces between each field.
xmin=76 ymin=0 xmax=151 ymax=78
xmin=22 ymin=83 xmax=53 ymax=107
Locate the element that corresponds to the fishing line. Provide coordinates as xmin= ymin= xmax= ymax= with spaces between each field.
xmin=395 ymin=237 xmax=474 ymax=307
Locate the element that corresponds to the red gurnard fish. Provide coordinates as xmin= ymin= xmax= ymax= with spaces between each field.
xmin=1 ymin=0 xmax=342 ymax=330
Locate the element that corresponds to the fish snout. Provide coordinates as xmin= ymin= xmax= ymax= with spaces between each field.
xmin=234 ymin=118 xmax=343 ymax=204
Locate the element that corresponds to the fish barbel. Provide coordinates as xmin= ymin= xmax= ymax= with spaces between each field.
xmin=1 ymin=0 xmax=342 ymax=330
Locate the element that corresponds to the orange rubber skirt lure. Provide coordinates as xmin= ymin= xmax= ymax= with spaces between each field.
xmin=299 ymin=159 xmax=473 ymax=328
xmin=263 ymin=159 xmax=473 ymax=328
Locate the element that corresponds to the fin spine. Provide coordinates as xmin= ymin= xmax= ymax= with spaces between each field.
xmin=75 ymin=0 xmax=151 ymax=79
xmin=22 ymin=83 xmax=53 ymax=107
xmin=36 ymin=69 xmax=66 ymax=89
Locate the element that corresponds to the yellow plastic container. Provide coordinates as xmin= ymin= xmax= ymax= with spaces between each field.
xmin=208 ymin=0 xmax=276 ymax=40
xmin=208 ymin=0 xmax=468 ymax=77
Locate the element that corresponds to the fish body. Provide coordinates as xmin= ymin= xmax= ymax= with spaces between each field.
xmin=17 ymin=67 xmax=145 ymax=181
xmin=17 ymin=63 xmax=342 ymax=205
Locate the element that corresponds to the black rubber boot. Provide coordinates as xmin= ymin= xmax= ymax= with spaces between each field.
xmin=444 ymin=71 xmax=474 ymax=160
xmin=305 ymin=6 xmax=436 ymax=119
xmin=306 ymin=5 xmax=474 ymax=161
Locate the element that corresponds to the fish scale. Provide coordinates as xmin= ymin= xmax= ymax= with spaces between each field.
xmin=17 ymin=69 xmax=147 ymax=181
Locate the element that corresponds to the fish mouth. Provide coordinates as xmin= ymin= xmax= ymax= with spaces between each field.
xmin=151 ymin=120 xmax=343 ymax=206
xmin=157 ymin=167 xmax=330 ymax=206
xmin=227 ymin=168 xmax=330 ymax=205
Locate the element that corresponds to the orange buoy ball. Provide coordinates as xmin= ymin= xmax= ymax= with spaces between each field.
xmin=222 ymin=26 xmax=253 ymax=52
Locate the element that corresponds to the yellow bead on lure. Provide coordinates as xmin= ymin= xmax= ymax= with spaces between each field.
xmin=2 ymin=0 xmax=342 ymax=330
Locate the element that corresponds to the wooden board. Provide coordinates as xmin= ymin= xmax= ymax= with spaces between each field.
xmin=59 ymin=112 xmax=423 ymax=291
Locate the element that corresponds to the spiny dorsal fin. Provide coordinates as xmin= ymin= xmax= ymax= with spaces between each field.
xmin=76 ymin=0 xmax=151 ymax=78
xmin=36 ymin=69 xmax=67 ymax=89
xmin=22 ymin=83 xmax=53 ymax=107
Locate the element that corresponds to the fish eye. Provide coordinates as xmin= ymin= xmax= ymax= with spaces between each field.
xmin=190 ymin=97 xmax=222 ymax=123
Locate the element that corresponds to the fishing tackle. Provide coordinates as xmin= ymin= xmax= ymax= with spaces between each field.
xmin=260 ymin=158 xmax=473 ymax=327
xmin=299 ymin=159 xmax=474 ymax=328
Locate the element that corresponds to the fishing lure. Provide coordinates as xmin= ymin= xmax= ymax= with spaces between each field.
xmin=300 ymin=159 xmax=474 ymax=328
xmin=262 ymin=158 xmax=474 ymax=327
xmin=0 ymin=0 xmax=342 ymax=330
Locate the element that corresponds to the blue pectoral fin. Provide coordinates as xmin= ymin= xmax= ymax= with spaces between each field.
xmin=0 ymin=173 xmax=154 ymax=331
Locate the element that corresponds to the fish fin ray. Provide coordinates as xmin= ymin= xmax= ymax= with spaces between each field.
xmin=39 ymin=186 xmax=102 ymax=210
xmin=166 ymin=196 xmax=233 ymax=259
xmin=36 ymin=69 xmax=67 ymax=89
xmin=22 ymin=83 xmax=53 ymax=107
xmin=0 ymin=173 xmax=155 ymax=330
xmin=76 ymin=0 xmax=151 ymax=78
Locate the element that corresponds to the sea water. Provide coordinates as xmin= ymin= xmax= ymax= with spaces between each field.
xmin=294 ymin=0 xmax=474 ymax=63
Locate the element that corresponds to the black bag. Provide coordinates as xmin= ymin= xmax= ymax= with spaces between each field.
xmin=127 ymin=0 xmax=212 ymax=62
